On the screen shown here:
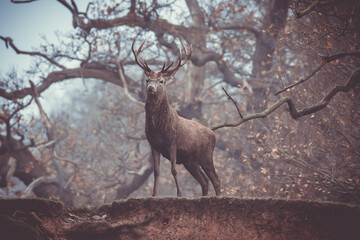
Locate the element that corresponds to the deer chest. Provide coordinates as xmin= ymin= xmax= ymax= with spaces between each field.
xmin=146 ymin=127 xmax=191 ymax=164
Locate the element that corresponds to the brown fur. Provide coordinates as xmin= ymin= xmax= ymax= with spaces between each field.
xmin=132 ymin=39 xmax=220 ymax=196
xmin=144 ymin=72 xmax=220 ymax=197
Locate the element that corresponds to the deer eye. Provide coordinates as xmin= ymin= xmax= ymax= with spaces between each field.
xmin=146 ymin=79 xmax=149 ymax=83
xmin=159 ymin=80 xmax=164 ymax=84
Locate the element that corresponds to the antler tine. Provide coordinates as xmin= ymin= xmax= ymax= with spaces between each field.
xmin=180 ymin=39 xmax=186 ymax=55
xmin=178 ymin=47 xmax=183 ymax=66
xmin=143 ymin=60 xmax=152 ymax=71
xmin=162 ymin=39 xmax=192 ymax=76
xmin=180 ymin=38 xmax=192 ymax=64
xmin=176 ymin=39 xmax=192 ymax=68
xmin=161 ymin=61 xmax=174 ymax=73
xmin=131 ymin=38 xmax=152 ymax=73
xmin=161 ymin=62 xmax=166 ymax=72
xmin=131 ymin=38 xmax=138 ymax=55
xmin=138 ymin=39 xmax=146 ymax=52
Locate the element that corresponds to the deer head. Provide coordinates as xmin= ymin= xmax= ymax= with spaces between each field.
xmin=131 ymin=38 xmax=192 ymax=97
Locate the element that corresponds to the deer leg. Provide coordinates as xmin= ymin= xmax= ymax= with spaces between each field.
xmin=169 ymin=144 xmax=181 ymax=197
xmin=184 ymin=161 xmax=209 ymax=196
xmin=151 ymin=148 xmax=161 ymax=197
xmin=200 ymin=158 xmax=221 ymax=196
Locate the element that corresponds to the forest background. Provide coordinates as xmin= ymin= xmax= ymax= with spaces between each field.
xmin=0 ymin=0 xmax=359 ymax=207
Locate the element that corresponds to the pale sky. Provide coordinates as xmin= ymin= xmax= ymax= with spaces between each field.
xmin=0 ymin=0 xmax=90 ymax=73
xmin=0 ymin=1 xmax=92 ymax=114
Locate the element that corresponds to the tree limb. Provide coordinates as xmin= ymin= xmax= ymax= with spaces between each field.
xmin=213 ymin=24 xmax=261 ymax=38
xmin=222 ymin=87 xmax=243 ymax=118
xmin=29 ymin=80 xmax=53 ymax=135
xmin=0 ymin=67 xmax=137 ymax=100
xmin=53 ymin=151 xmax=79 ymax=189
xmin=0 ymin=36 xmax=65 ymax=70
xmin=11 ymin=0 xmax=37 ymax=3
xmin=212 ymin=69 xmax=360 ymax=130
xmin=0 ymin=98 xmax=33 ymax=144
xmin=294 ymin=0 xmax=331 ymax=18
xmin=30 ymin=80 xmax=71 ymax=188
xmin=30 ymin=140 xmax=57 ymax=149
xmin=56 ymin=0 xmax=77 ymax=14
xmin=21 ymin=176 xmax=58 ymax=198
xmin=115 ymin=41 xmax=144 ymax=106
xmin=116 ymin=155 xmax=153 ymax=199
xmin=276 ymin=51 xmax=360 ymax=95
xmin=216 ymin=58 xmax=242 ymax=87
xmin=0 ymin=5 xmax=244 ymax=100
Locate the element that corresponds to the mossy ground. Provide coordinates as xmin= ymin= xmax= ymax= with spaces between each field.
xmin=1 ymin=197 xmax=359 ymax=240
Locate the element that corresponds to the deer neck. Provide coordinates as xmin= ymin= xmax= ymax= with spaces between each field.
xmin=145 ymin=92 xmax=172 ymax=128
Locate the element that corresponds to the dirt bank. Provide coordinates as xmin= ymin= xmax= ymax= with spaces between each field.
xmin=0 ymin=197 xmax=359 ymax=240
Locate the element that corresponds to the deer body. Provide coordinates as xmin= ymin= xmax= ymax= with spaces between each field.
xmin=132 ymin=39 xmax=221 ymax=197
xmin=145 ymin=91 xmax=215 ymax=162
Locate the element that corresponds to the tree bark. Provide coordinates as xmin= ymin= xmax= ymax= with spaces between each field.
xmin=252 ymin=0 xmax=290 ymax=77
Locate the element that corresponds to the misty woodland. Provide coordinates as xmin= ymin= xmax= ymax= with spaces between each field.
xmin=0 ymin=0 xmax=360 ymax=207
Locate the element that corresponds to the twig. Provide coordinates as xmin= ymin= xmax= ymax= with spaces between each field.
xmin=128 ymin=165 xmax=149 ymax=176
xmin=30 ymin=80 xmax=71 ymax=188
xmin=115 ymin=40 xmax=144 ymax=106
xmin=212 ymin=69 xmax=360 ymax=130
xmin=11 ymin=0 xmax=37 ymax=3
xmin=222 ymin=87 xmax=243 ymax=118
xmin=12 ymin=139 xmax=54 ymax=152
xmin=21 ymin=176 xmax=58 ymax=198
xmin=276 ymin=51 xmax=360 ymax=96
xmin=53 ymin=151 xmax=79 ymax=189
xmin=0 ymin=36 xmax=65 ymax=70
xmin=294 ymin=0 xmax=329 ymax=18
xmin=29 ymin=80 xmax=53 ymax=134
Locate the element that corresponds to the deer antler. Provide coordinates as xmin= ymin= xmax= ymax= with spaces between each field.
xmin=132 ymin=38 xmax=152 ymax=73
xmin=161 ymin=39 xmax=192 ymax=76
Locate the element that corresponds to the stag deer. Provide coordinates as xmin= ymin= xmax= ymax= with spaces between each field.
xmin=132 ymin=38 xmax=221 ymax=197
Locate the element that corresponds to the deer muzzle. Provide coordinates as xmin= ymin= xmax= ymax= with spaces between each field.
xmin=147 ymin=83 xmax=157 ymax=94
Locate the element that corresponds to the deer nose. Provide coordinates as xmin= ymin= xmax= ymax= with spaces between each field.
xmin=147 ymin=85 xmax=155 ymax=92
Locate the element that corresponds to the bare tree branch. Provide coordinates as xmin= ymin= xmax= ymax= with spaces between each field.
xmin=213 ymin=24 xmax=261 ymax=38
xmin=21 ymin=176 xmax=58 ymax=198
xmin=0 ymin=67 xmax=138 ymax=100
xmin=216 ymin=58 xmax=243 ymax=88
xmin=70 ymin=0 xmax=79 ymax=13
xmin=0 ymin=98 xmax=33 ymax=143
xmin=0 ymin=36 xmax=66 ymax=70
xmin=30 ymin=80 xmax=70 ymax=188
xmin=212 ymin=69 xmax=360 ymax=130
xmin=222 ymin=87 xmax=243 ymax=118
xmin=30 ymin=140 xmax=57 ymax=149
xmin=0 ymin=5 xmax=243 ymax=101
xmin=116 ymin=155 xmax=154 ymax=199
xmin=29 ymin=80 xmax=53 ymax=135
xmin=56 ymin=0 xmax=77 ymax=14
xmin=53 ymin=151 xmax=79 ymax=189
xmin=115 ymin=40 xmax=144 ymax=106
xmin=294 ymin=0 xmax=332 ymax=18
xmin=276 ymin=51 xmax=360 ymax=95
xmin=130 ymin=0 xmax=136 ymax=13
xmin=11 ymin=0 xmax=37 ymax=3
